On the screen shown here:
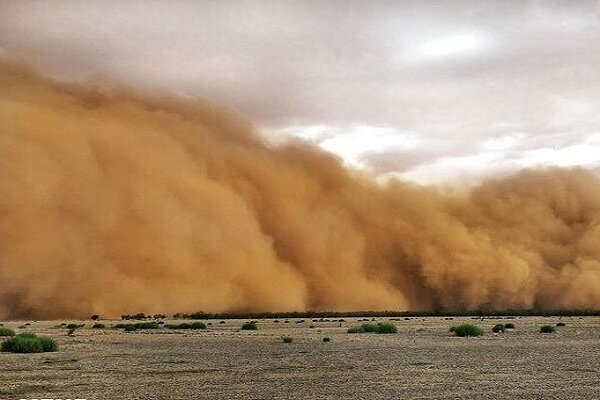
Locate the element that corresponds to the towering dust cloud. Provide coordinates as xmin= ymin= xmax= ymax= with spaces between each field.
xmin=1 ymin=62 xmax=599 ymax=319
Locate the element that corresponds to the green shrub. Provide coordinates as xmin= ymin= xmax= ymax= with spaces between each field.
xmin=492 ymin=324 xmax=505 ymax=333
xmin=282 ymin=336 xmax=293 ymax=343
xmin=347 ymin=322 xmax=397 ymax=334
xmin=322 ymin=337 xmax=331 ymax=342
xmin=2 ymin=336 xmax=43 ymax=353
xmin=165 ymin=323 xmax=189 ymax=329
xmin=450 ymin=324 xmax=484 ymax=337
xmin=190 ymin=322 xmax=207 ymax=329
xmin=38 ymin=337 xmax=58 ymax=352
xmin=241 ymin=322 xmax=258 ymax=330
xmin=360 ymin=323 xmax=380 ymax=332
xmin=504 ymin=323 xmax=515 ymax=329
xmin=92 ymin=323 xmax=105 ymax=329
xmin=540 ymin=325 xmax=556 ymax=333
xmin=18 ymin=332 xmax=37 ymax=338
xmin=116 ymin=322 xmax=159 ymax=330
xmin=556 ymin=322 xmax=566 ymax=327
xmin=376 ymin=323 xmax=398 ymax=334
xmin=0 ymin=327 xmax=15 ymax=337
xmin=1 ymin=334 xmax=58 ymax=353
xmin=133 ymin=322 xmax=159 ymax=329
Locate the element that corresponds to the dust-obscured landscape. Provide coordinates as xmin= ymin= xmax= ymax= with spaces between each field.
xmin=2 ymin=2 xmax=600 ymax=399
xmin=1 ymin=316 xmax=599 ymax=400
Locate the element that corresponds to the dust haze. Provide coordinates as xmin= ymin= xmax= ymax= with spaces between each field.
xmin=1 ymin=62 xmax=599 ymax=319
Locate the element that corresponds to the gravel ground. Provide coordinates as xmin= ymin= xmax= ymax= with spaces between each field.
xmin=0 ymin=316 xmax=598 ymax=400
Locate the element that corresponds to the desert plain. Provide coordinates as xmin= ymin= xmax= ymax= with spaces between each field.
xmin=0 ymin=316 xmax=599 ymax=400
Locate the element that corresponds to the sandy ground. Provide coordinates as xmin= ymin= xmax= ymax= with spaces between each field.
xmin=0 ymin=316 xmax=599 ymax=400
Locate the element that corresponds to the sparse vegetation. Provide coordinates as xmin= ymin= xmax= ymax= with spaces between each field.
xmin=241 ymin=321 xmax=258 ymax=330
xmin=90 ymin=314 xmax=100 ymax=321
xmin=1 ymin=333 xmax=58 ymax=353
xmin=121 ymin=313 xmax=149 ymax=321
xmin=540 ymin=325 xmax=556 ymax=333
xmin=450 ymin=324 xmax=484 ymax=337
xmin=322 ymin=337 xmax=331 ymax=342
xmin=116 ymin=322 xmax=161 ymax=331
xmin=504 ymin=323 xmax=515 ymax=329
xmin=347 ymin=322 xmax=397 ymax=334
xmin=282 ymin=336 xmax=293 ymax=343
xmin=556 ymin=322 xmax=566 ymax=327
xmin=165 ymin=309 xmax=600 ymax=321
xmin=164 ymin=322 xmax=207 ymax=330
xmin=66 ymin=323 xmax=84 ymax=329
xmin=92 ymin=323 xmax=105 ymax=329
xmin=0 ymin=327 xmax=15 ymax=337
xmin=492 ymin=324 xmax=505 ymax=333
xmin=133 ymin=322 xmax=160 ymax=329
xmin=67 ymin=328 xmax=76 ymax=336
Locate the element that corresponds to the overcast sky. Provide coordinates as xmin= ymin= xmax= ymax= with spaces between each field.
xmin=1 ymin=0 xmax=599 ymax=184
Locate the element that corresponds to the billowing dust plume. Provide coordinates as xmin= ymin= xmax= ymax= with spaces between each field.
xmin=1 ymin=63 xmax=599 ymax=319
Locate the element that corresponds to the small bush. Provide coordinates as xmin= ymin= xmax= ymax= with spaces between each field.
xmin=18 ymin=332 xmax=37 ymax=338
xmin=282 ymin=336 xmax=293 ymax=343
xmin=165 ymin=323 xmax=189 ymax=329
xmin=66 ymin=324 xmax=82 ymax=329
xmin=165 ymin=322 xmax=207 ymax=330
xmin=492 ymin=324 xmax=505 ymax=333
xmin=556 ymin=322 xmax=566 ymax=327
xmin=360 ymin=323 xmax=379 ymax=332
xmin=450 ymin=324 xmax=484 ymax=337
xmin=0 ymin=328 xmax=15 ymax=337
xmin=241 ymin=322 xmax=258 ymax=330
xmin=540 ymin=325 xmax=556 ymax=333
xmin=91 ymin=315 xmax=100 ymax=321
xmin=323 ymin=337 xmax=331 ymax=342
xmin=1 ymin=334 xmax=58 ymax=353
xmin=133 ymin=322 xmax=160 ymax=330
xmin=348 ymin=323 xmax=397 ymax=334
xmin=92 ymin=323 xmax=105 ymax=329
xmin=38 ymin=337 xmax=58 ymax=352
xmin=190 ymin=322 xmax=207 ymax=329
xmin=116 ymin=322 xmax=160 ymax=330
xmin=2 ymin=336 xmax=42 ymax=353
xmin=504 ymin=323 xmax=515 ymax=329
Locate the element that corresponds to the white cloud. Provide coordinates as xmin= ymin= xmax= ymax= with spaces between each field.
xmin=419 ymin=34 xmax=485 ymax=58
